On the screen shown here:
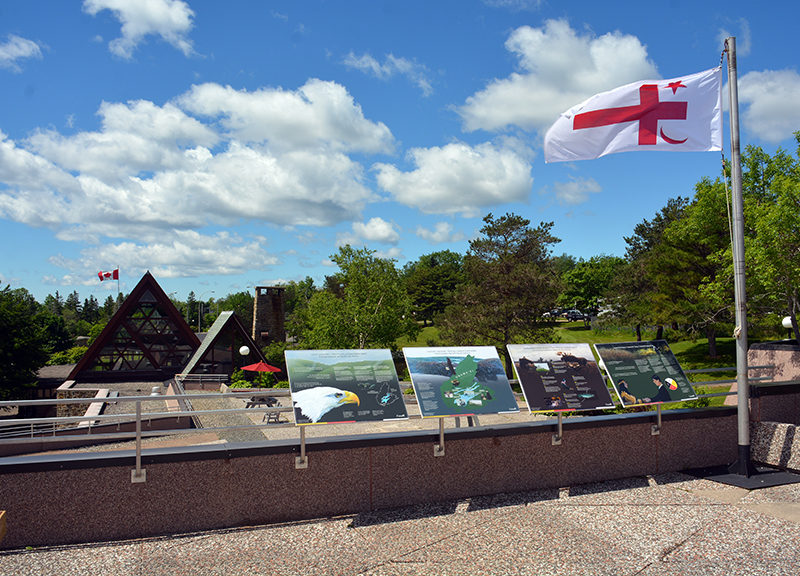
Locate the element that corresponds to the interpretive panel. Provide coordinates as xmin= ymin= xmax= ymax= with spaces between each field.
xmin=507 ymin=343 xmax=615 ymax=412
xmin=285 ymin=349 xmax=408 ymax=425
xmin=403 ymin=346 xmax=519 ymax=418
xmin=594 ymin=340 xmax=697 ymax=407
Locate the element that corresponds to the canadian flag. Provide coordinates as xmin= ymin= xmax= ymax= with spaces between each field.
xmin=98 ymin=268 xmax=119 ymax=281
xmin=544 ymin=67 xmax=722 ymax=163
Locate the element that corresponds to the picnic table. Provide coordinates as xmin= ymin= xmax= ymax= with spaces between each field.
xmin=245 ymin=395 xmax=282 ymax=423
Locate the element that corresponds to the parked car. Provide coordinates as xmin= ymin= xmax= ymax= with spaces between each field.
xmin=565 ymin=309 xmax=584 ymax=321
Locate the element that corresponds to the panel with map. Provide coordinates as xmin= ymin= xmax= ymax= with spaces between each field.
xmin=403 ymin=346 xmax=519 ymax=418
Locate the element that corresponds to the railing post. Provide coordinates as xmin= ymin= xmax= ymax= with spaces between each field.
xmin=651 ymin=404 xmax=662 ymax=436
xmin=131 ymin=400 xmax=146 ymax=483
xmin=434 ymin=418 xmax=445 ymax=457
xmin=295 ymin=426 xmax=308 ymax=469
xmin=552 ymin=412 xmax=563 ymax=445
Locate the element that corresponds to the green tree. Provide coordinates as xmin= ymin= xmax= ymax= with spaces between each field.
xmin=102 ymin=295 xmax=116 ymax=319
xmin=0 ymin=287 xmax=50 ymax=398
xmin=296 ymin=246 xmax=419 ymax=349
xmin=216 ymin=291 xmax=255 ymax=329
xmin=608 ymin=197 xmax=688 ymax=340
xmin=558 ymin=255 xmax=625 ymax=313
xmin=283 ymin=277 xmax=317 ymax=318
xmin=402 ymin=250 xmax=464 ymax=326
xmin=438 ymin=213 xmax=560 ymax=377
xmin=648 ymin=179 xmax=732 ymax=355
xmin=744 ymin=134 xmax=800 ymax=340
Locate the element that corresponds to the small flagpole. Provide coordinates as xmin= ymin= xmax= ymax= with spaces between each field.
xmin=724 ymin=37 xmax=756 ymax=477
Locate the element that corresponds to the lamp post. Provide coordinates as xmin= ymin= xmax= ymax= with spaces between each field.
xmin=197 ymin=290 xmax=215 ymax=332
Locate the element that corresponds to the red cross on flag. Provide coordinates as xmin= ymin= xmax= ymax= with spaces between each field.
xmin=544 ymin=67 xmax=722 ymax=163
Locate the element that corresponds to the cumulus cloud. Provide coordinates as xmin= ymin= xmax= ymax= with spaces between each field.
xmin=179 ymin=79 xmax=394 ymax=153
xmin=739 ymin=69 xmax=800 ymax=144
xmin=337 ymin=217 xmax=400 ymax=247
xmin=0 ymin=79 xmax=393 ymax=277
xmin=373 ymin=141 xmax=532 ymax=216
xmin=83 ymin=0 xmax=195 ymax=59
xmin=549 ymin=176 xmax=602 ymax=205
xmin=344 ymin=52 xmax=433 ymax=96
xmin=353 ymin=217 xmax=400 ymax=244
xmin=49 ymin=230 xmax=277 ymax=283
xmin=458 ymin=19 xmax=658 ymax=134
xmin=0 ymin=35 xmax=43 ymax=72
xmin=415 ymin=222 xmax=465 ymax=243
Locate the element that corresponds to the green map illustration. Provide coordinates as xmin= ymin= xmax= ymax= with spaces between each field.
xmin=440 ymin=355 xmax=495 ymax=410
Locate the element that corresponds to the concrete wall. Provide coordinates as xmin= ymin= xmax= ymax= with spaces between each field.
xmin=2 ymin=382 xmax=799 ymax=550
xmin=0 ymin=408 xmax=738 ymax=549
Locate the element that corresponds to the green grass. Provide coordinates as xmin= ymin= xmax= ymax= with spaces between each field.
xmin=396 ymin=325 xmax=441 ymax=348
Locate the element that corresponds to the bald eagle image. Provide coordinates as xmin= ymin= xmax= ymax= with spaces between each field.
xmin=292 ymin=386 xmax=360 ymax=423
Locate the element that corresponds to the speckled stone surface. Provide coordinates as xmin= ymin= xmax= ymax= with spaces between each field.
xmin=1 ymin=472 xmax=799 ymax=576
xmin=751 ymin=421 xmax=800 ymax=472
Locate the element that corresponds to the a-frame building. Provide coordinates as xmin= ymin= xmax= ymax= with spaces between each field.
xmin=68 ymin=272 xmax=200 ymax=382
xmin=181 ymin=311 xmax=267 ymax=376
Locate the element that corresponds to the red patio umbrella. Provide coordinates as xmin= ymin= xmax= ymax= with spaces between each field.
xmin=241 ymin=361 xmax=281 ymax=373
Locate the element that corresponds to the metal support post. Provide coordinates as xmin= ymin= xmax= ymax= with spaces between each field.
xmin=552 ymin=412 xmax=563 ymax=445
xmin=434 ymin=418 xmax=445 ymax=457
xmin=651 ymin=404 xmax=662 ymax=436
xmin=295 ymin=426 xmax=308 ymax=469
xmin=131 ymin=400 xmax=147 ymax=483
xmin=725 ymin=36 xmax=758 ymax=478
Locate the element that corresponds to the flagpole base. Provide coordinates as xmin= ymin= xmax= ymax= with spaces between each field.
xmin=728 ymin=444 xmax=759 ymax=477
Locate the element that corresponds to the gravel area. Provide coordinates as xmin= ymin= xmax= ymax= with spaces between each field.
xmin=1 ymin=472 xmax=799 ymax=576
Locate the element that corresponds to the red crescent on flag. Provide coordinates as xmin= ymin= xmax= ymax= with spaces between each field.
xmin=660 ymin=128 xmax=688 ymax=145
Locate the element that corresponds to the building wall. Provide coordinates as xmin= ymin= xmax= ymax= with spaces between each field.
xmin=251 ymin=286 xmax=286 ymax=348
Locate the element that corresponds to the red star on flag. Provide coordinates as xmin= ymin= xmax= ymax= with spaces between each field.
xmin=667 ymin=81 xmax=686 ymax=94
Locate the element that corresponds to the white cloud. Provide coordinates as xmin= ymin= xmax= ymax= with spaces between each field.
xmin=739 ymin=69 xmax=800 ymax=144
xmin=415 ymin=222 xmax=465 ymax=243
xmin=83 ymin=0 xmax=195 ymax=59
xmin=458 ymin=19 xmax=658 ymax=134
xmin=0 ymin=80 xmax=384 ymax=251
xmin=337 ymin=217 xmax=400 ymax=247
xmin=26 ymin=100 xmax=219 ymax=181
xmin=374 ymin=141 xmax=532 ymax=216
xmin=375 ymin=247 xmax=403 ymax=260
xmin=49 ymin=230 xmax=278 ymax=283
xmin=179 ymin=79 xmax=394 ymax=153
xmin=550 ymin=176 xmax=602 ymax=205
xmin=0 ymin=35 xmax=43 ymax=72
xmin=353 ymin=217 xmax=400 ymax=244
xmin=344 ymin=52 xmax=433 ymax=96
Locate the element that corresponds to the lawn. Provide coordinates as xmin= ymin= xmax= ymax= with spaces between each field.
xmin=395 ymin=321 xmax=739 ymax=408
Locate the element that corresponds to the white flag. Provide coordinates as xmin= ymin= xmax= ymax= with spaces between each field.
xmin=544 ymin=67 xmax=722 ymax=163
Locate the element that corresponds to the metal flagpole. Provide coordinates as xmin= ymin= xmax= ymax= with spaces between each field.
xmin=724 ymin=36 xmax=757 ymax=477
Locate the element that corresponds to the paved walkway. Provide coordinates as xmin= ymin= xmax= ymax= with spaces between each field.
xmin=2 ymin=471 xmax=799 ymax=575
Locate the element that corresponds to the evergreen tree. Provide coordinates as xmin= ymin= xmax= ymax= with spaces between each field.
xmin=438 ymin=213 xmax=560 ymax=377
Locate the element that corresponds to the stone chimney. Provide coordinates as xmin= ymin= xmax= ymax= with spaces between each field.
xmin=251 ymin=286 xmax=286 ymax=348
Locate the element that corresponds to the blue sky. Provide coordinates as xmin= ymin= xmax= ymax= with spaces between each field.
xmin=1 ymin=0 xmax=799 ymax=302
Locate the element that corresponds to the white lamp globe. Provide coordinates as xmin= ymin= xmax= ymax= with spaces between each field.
xmin=239 ymin=345 xmax=250 ymax=356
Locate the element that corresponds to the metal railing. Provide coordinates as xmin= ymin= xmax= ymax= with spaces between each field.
xmin=0 ymin=365 xmax=789 ymax=464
